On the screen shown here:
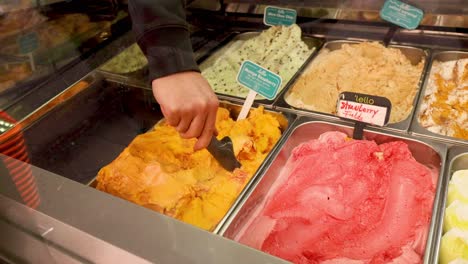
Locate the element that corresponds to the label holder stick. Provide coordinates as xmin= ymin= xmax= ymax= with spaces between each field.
xmin=237 ymin=90 xmax=257 ymax=121
xmin=383 ymin=26 xmax=397 ymax=46
xmin=352 ymin=122 xmax=366 ymax=140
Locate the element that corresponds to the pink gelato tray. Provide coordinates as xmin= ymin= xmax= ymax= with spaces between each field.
xmin=219 ymin=116 xmax=447 ymax=263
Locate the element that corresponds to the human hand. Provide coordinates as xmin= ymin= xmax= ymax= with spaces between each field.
xmin=152 ymin=71 xmax=219 ymax=150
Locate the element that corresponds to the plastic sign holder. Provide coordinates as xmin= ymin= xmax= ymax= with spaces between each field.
xmin=380 ymin=0 xmax=424 ymax=30
xmin=17 ymin=32 xmax=39 ymax=71
xmin=336 ymin=92 xmax=392 ymax=140
xmin=263 ymin=6 xmax=297 ymax=27
xmin=236 ymin=60 xmax=282 ymax=121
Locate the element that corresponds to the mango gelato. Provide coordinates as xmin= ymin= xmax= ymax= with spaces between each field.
xmin=96 ymin=106 xmax=282 ymax=231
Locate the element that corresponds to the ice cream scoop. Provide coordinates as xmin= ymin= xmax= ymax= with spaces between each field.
xmin=206 ymin=136 xmax=241 ymax=172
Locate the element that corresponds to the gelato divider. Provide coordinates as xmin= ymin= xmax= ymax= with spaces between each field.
xmin=219 ymin=116 xmax=446 ymax=263
xmin=412 ymin=51 xmax=468 ymax=146
xmin=279 ymin=40 xmax=429 ymax=133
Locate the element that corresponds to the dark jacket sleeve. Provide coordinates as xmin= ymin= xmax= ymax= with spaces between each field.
xmin=128 ymin=0 xmax=199 ymax=81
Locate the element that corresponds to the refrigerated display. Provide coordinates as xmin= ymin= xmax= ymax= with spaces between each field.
xmin=0 ymin=1 xmax=467 ymax=263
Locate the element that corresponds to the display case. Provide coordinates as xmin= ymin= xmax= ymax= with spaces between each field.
xmin=1 ymin=0 xmax=467 ymax=263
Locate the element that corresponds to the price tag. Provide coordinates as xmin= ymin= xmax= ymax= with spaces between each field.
xmin=17 ymin=32 xmax=39 ymax=54
xmin=264 ymin=6 xmax=297 ymax=26
xmin=336 ymin=92 xmax=392 ymax=127
xmin=380 ymin=0 xmax=424 ymax=30
xmin=17 ymin=32 xmax=39 ymax=72
xmin=236 ymin=60 xmax=282 ymax=120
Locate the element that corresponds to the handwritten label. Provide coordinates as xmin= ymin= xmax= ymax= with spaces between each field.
xmin=380 ymin=0 xmax=424 ymax=29
xmin=17 ymin=32 xmax=39 ymax=54
xmin=336 ymin=92 xmax=392 ymax=127
xmin=237 ymin=60 xmax=282 ymax=100
xmin=264 ymin=6 xmax=297 ymax=26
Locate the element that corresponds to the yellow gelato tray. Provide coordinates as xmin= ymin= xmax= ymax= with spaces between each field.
xmin=88 ymin=100 xmax=296 ymax=234
xmin=411 ymin=51 xmax=468 ymax=147
xmin=431 ymin=146 xmax=468 ymax=264
xmin=277 ymin=39 xmax=429 ymax=133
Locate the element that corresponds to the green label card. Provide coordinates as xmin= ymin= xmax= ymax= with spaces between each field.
xmin=264 ymin=6 xmax=297 ymax=26
xmin=237 ymin=60 xmax=282 ymax=100
xmin=18 ymin=32 xmax=39 ymax=54
xmin=380 ymin=0 xmax=424 ymax=30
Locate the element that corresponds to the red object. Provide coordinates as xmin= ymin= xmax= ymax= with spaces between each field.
xmin=0 ymin=111 xmax=40 ymax=209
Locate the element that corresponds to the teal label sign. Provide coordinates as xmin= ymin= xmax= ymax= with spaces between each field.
xmin=237 ymin=60 xmax=282 ymax=100
xmin=380 ymin=0 xmax=424 ymax=30
xmin=18 ymin=32 xmax=39 ymax=54
xmin=264 ymin=6 xmax=297 ymax=26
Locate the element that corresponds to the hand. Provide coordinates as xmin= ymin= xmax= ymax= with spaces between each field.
xmin=152 ymin=71 xmax=219 ymax=150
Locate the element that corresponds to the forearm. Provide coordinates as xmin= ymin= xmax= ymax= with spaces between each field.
xmin=128 ymin=0 xmax=199 ymax=80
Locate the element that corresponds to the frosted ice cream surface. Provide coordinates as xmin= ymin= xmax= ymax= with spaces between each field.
xmin=418 ymin=58 xmax=468 ymax=140
xmin=237 ymin=131 xmax=437 ymax=263
xmin=201 ymin=24 xmax=314 ymax=99
xmin=286 ymin=42 xmax=425 ymax=123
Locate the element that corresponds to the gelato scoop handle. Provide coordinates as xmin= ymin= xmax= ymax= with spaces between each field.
xmin=207 ymin=136 xmax=241 ymax=172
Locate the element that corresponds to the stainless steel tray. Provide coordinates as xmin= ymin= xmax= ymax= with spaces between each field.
xmin=430 ymin=145 xmax=468 ymax=264
xmin=219 ymin=116 xmax=447 ymax=264
xmin=198 ymin=31 xmax=323 ymax=105
xmin=87 ymin=100 xmax=297 ymax=234
xmin=410 ymin=51 xmax=468 ymax=147
xmin=276 ymin=39 xmax=430 ymax=133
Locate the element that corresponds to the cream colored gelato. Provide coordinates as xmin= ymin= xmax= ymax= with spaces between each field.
xmin=285 ymin=42 xmax=425 ymax=123
xmin=418 ymin=58 xmax=468 ymax=140
xmin=201 ymin=25 xmax=314 ymax=99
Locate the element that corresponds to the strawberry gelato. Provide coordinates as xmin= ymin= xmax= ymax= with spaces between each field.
xmin=237 ymin=131 xmax=437 ymax=263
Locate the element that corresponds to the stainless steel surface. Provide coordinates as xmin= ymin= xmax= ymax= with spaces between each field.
xmin=430 ymin=145 xmax=468 ymax=264
xmin=279 ymin=39 xmax=429 ymax=133
xmin=411 ymin=51 xmax=468 ymax=147
xmin=198 ymin=31 xmax=322 ymax=105
xmin=0 ymin=194 xmax=151 ymax=264
xmin=84 ymin=99 xmax=296 ymax=234
xmin=219 ymin=116 xmax=447 ymax=264
xmin=0 ymin=156 xmax=290 ymax=264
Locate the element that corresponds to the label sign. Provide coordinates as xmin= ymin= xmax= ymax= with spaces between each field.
xmin=380 ymin=0 xmax=424 ymax=30
xmin=336 ymin=92 xmax=392 ymax=127
xmin=264 ymin=6 xmax=297 ymax=26
xmin=17 ymin=32 xmax=39 ymax=54
xmin=237 ymin=60 xmax=282 ymax=100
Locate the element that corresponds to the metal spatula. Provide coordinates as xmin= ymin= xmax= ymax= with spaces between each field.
xmin=206 ymin=136 xmax=241 ymax=172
